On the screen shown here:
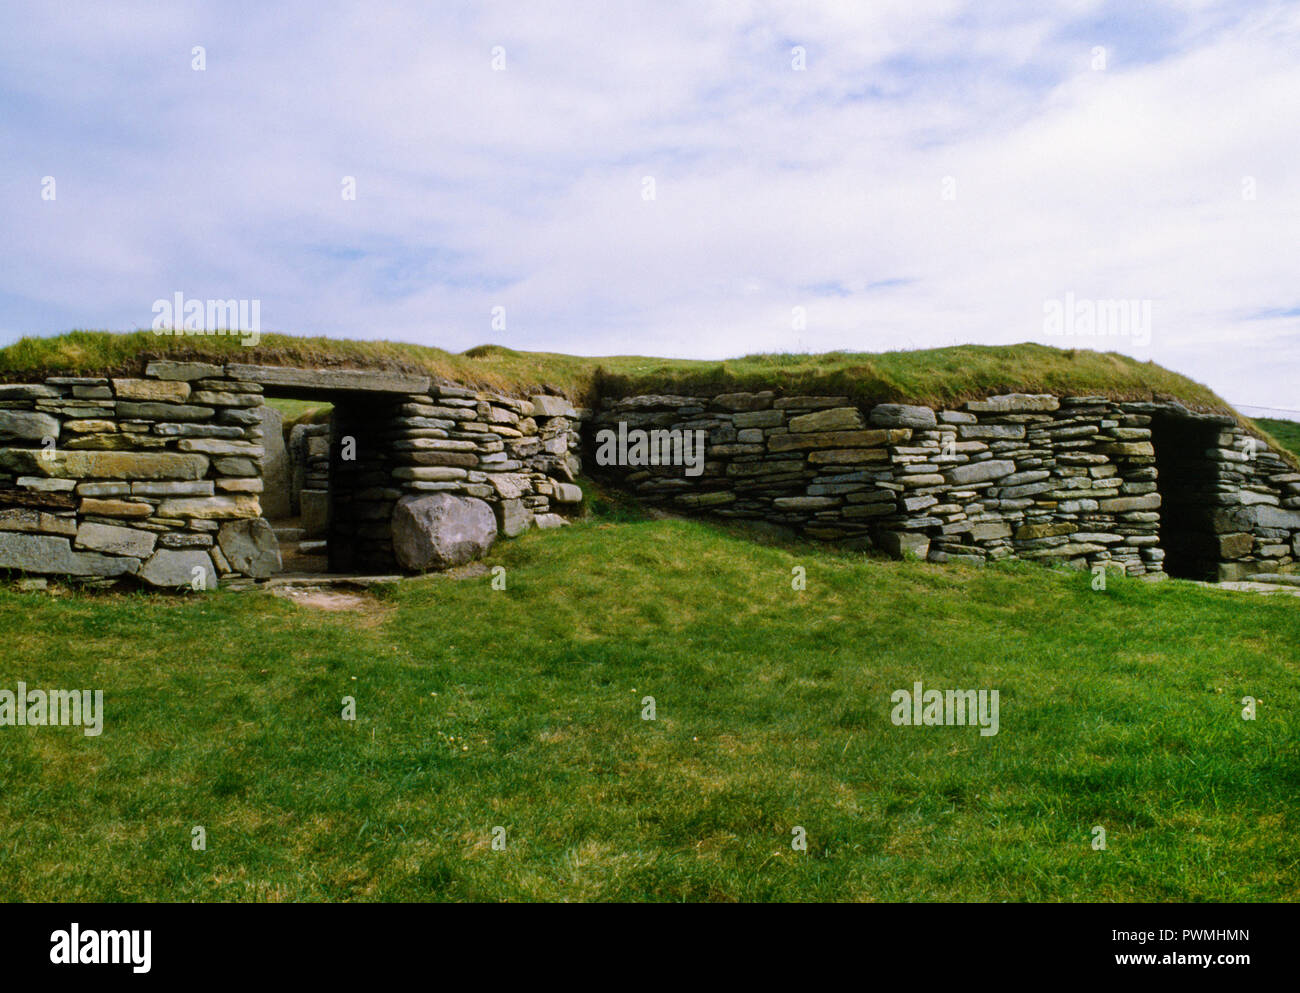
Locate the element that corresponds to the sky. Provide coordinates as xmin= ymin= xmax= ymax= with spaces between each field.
xmin=1 ymin=0 xmax=1297 ymax=412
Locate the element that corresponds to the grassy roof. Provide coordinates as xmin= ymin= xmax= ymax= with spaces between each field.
xmin=6 ymin=329 xmax=1293 ymax=463
xmin=0 ymin=329 xmax=1231 ymax=408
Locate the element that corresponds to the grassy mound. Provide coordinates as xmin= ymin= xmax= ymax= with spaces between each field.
xmin=8 ymin=329 xmax=1292 ymax=458
xmin=0 ymin=330 xmax=1231 ymax=412
xmin=0 ymin=496 xmax=1297 ymax=901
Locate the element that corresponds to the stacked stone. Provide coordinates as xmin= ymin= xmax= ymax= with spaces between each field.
xmin=0 ymin=361 xmax=590 ymax=587
xmin=1205 ymin=421 xmax=1300 ymax=579
xmin=901 ymin=395 xmax=1165 ymax=574
xmin=6 ymin=355 xmax=1295 ymax=587
xmin=0 ymin=360 xmax=278 ymax=586
xmin=289 ymin=422 xmax=330 ymax=538
xmin=388 ymin=386 xmax=583 ymax=539
xmin=590 ymin=389 xmax=1300 ymax=578
xmin=591 ymin=392 xmax=906 ymax=542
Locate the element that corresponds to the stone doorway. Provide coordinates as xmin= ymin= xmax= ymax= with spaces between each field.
xmin=1149 ymin=412 xmax=1224 ymax=580
xmin=234 ymin=364 xmax=430 ymax=577
xmin=259 ymin=399 xmax=331 ymax=573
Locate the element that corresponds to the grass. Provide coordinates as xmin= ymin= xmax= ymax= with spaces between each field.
xmin=263 ymin=397 xmax=333 ymax=444
xmin=0 ymin=330 xmax=1234 ymax=413
xmin=1254 ymin=418 xmax=1300 ymax=459
xmin=262 ymin=397 xmax=333 ymax=422
xmin=1 ymin=492 xmax=1297 ymax=902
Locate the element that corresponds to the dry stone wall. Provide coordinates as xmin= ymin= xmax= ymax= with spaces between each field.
xmin=0 ymin=361 xmax=586 ymax=587
xmin=590 ymin=391 xmax=1300 ymax=581
xmin=2 ymin=357 xmax=1294 ymax=587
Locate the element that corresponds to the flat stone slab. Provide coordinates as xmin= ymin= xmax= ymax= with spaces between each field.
xmin=1244 ymin=573 xmax=1300 ymax=587
xmin=217 ymin=518 xmax=281 ymax=579
xmin=145 ymin=360 xmax=226 ymax=381
xmin=530 ymin=395 xmax=576 ymax=418
xmin=139 ymin=548 xmax=216 ymax=588
xmin=74 ymin=521 xmax=157 ymax=558
xmin=0 ymin=449 xmax=210 ymax=480
xmin=869 ymin=404 xmax=937 ymax=429
xmin=226 ymin=364 xmax=430 ymax=394
xmin=945 ymin=459 xmax=1015 ymax=485
xmin=0 ymin=410 xmax=60 ymax=443
xmin=0 ymin=532 xmax=139 ymax=577
xmin=787 ymin=407 xmax=865 ymax=433
xmin=156 ymin=495 xmax=260 ymax=519
xmin=1201 ymin=580 xmax=1300 ymax=597
xmin=112 ymin=378 xmax=191 ymax=402
xmin=262 ymin=574 xmax=406 ymax=589
xmin=965 ymin=394 xmax=1060 ymax=413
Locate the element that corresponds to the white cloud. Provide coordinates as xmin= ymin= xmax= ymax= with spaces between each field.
xmin=0 ymin=0 xmax=1296 ymax=406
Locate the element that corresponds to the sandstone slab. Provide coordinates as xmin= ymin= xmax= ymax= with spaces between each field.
xmin=145 ymin=360 xmax=226 ymax=381
xmin=868 ymin=404 xmax=937 ymax=429
xmin=75 ymin=521 xmax=157 ymax=558
xmin=115 ymin=401 xmax=214 ymax=421
xmin=0 ymin=532 xmax=139 ymax=577
xmin=945 ymin=460 xmax=1015 ymax=485
xmin=496 ymin=498 xmax=533 ymax=537
xmin=530 ymin=395 xmax=576 ymax=418
xmin=139 ymin=548 xmax=216 ymax=588
xmin=787 ymin=407 xmax=865 ymax=433
xmin=768 ymin=428 xmax=908 ymax=452
xmin=300 ymin=489 xmax=329 ymax=538
xmin=0 ymin=449 xmax=210 ymax=480
xmin=226 ymin=364 xmax=431 ymax=394
xmin=155 ymin=495 xmax=260 ymax=519
xmin=112 ymin=378 xmax=191 ymax=402
xmin=256 ymin=405 xmax=291 ymax=519
xmin=0 ymin=410 xmax=60 ymax=443
xmin=217 ymin=518 xmax=281 ymax=578
xmin=878 ymin=531 xmax=930 ymax=559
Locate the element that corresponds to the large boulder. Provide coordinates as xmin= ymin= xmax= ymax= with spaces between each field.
xmin=218 ymin=518 xmax=282 ymax=579
xmin=392 ymin=494 xmax=497 ymax=571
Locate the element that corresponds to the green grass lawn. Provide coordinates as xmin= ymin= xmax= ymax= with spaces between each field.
xmin=1 ymin=498 xmax=1297 ymax=902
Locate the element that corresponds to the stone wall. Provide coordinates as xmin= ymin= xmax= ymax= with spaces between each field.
xmin=0 ymin=361 xmax=587 ymax=587
xmin=589 ymin=391 xmax=1300 ymax=580
xmin=3 ymin=358 xmax=1294 ymax=587
xmin=287 ymin=421 xmax=330 ymax=532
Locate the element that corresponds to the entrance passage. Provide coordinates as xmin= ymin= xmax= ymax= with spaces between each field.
xmin=236 ymin=362 xmax=432 ymax=577
xmin=1149 ymin=412 xmax=1222 ymax=580
xmin=262 ymin=392 xmax=407 ymax=575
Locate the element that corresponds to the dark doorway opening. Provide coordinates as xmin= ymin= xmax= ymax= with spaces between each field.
xmin=1149 ymin=413 xmax=1222 ymax=580
xmin=327 ymin=394 xmax=404 ymax=574
xmin=261 ymin=391 xmax=406 ymax=576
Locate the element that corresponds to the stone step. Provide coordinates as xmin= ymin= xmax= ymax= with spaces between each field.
xmin=299 ymin=540 xmax=328 ymax=555
xmin=1247 ymin=572 xmax=1300 ymax=587
xmin=273 ymin=527 xmax=305 ymax=542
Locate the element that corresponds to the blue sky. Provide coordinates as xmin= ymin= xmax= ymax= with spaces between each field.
xmin=1 ymin=0 xmax=1297 ymax=411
